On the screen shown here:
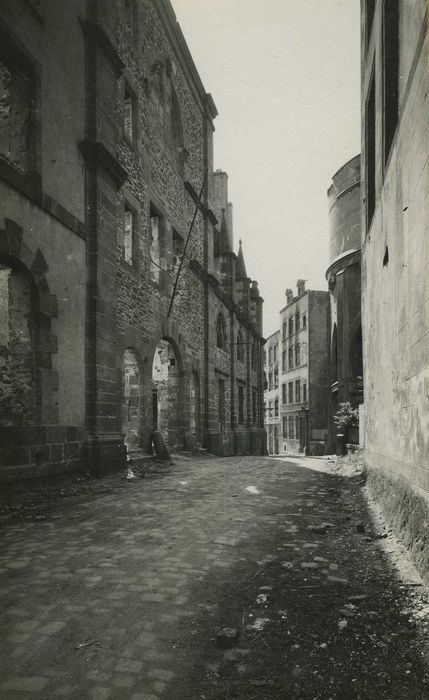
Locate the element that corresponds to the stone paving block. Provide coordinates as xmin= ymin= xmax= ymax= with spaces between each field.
xmin=115 ymin=658 xmax=143 ymax=674
xmin=148 ymin=668 xmax=175 ymax=682
xmin=112 ymin=675 xmax=137 ymax=688
xmin=90 ymin=687 xmax=112 ymax=700
xmin=2 ymin=676 xmax=49 ymax=692
xmin=39 ymin=621 xmax=66 ymax=635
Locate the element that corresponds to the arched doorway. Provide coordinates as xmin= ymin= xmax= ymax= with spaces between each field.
xmin=0 ymin=262 xmax=38 ymax=426
xmin=122 ymin=348 xmax=141 ymax=448
xmin=152 ymin=339 xmax=182 ymax=450
xmin=189 ymin=371 xmax=200 ymax=442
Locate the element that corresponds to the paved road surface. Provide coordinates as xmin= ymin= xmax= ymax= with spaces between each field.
xmin=0 ymin=455 xmax=428 ymax=699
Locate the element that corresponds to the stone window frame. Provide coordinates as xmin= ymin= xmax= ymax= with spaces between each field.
xmin=216 ymin=312 xmax=227 ymax=350
xmin=122 ymin=0 xmax=139 ymax=49
xmin=122 ymin=72 xmax=139 ymax=149
xmin=149 ymin=200 xmax=167 ymax=289
xmin=120 ymin=189 xmax=140 ymax=273
xmin=0 ymin=21 xmax=42 ymax=198
xmin=237 ymin=382 xmax=245 ymax=425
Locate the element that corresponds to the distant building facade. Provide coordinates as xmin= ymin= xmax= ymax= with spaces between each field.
xmin=0 ymin=0 xmax=265 ymax=485
xmin=264 ymin=331 xmax=280 ymax=454
xmin=361 ymin=0 xmax=429 ymax=492
xmin=326 ymin=155 xmax=362 ymax=449
xmin=264 ymin=281 xmax=329 ymax=456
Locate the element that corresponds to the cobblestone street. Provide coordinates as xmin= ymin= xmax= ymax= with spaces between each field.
xmin=1 ymin=456 xmax=428 ymax=699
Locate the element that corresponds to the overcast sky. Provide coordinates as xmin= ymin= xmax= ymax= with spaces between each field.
xmin=172 ymin=0 xmax=361 ymax=336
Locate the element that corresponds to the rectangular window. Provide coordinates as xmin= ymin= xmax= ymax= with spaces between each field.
xmin=150 ymin=205 xmax=164 ymax=283
xmin=383 ymin=0 xmax=399 ymax=167
xmin=273 ymin=345 xmax=277 ymax=362
xmin=274 ymin=399 xmax=278 ymax=417
xmin=365 ymin=71 xmax=376 ymax=233
xmin=289 ymin=417 xmax=294 ymax=439
xmin=302 ymin=314 xmax=307 ymax=328
xmin=288 ymin=382 xmax=293 ymax=404
xmin=282 ymin=416 xmax=287 ymax=438
xmin=0 ymin=60 xmax=31 ymax=174
xmin=274 ymin=368 xmax=278 ymax=389
xmin=295 ymin=344 xmax=300 ymax=366
xmin=302 ymin=382 xmax=307 ymax=402
xmin=282 ymin=322 xmax=286 ymax=340
xmin=282 ymin=383 xmax=287 ymax=404
xmin=218 ymin=378 xmax=225 ymax=430
xmin=124 ymin=0 xmax=138 ymax=46
xmin=124 ymin=83 xmax=135 ymax=142
xmin=288 ymin=317 xmax=293 ymax=335
xmin=238 ymin=385 xmax=244 ymax=425
xmin=268 ymin=372 xmax=272 ymax=391
xmin=295 ymin=416 xmax=300 ymax=438
xmin=268 ymin=347 xmax=272 ymax=364
xmin=295 ymin=380 xmax=301 ymax=403
xmin=288 ymin=347 xmax=293 ymax=369
xmin=172 ymin=229 xmax=184 ymax=268
xmin=282 ymin=350 xmax=286 ymax=372
xmin=295 ymin=312 xmax=300 ymax=331
xmin=123 ymin=205 xmax=134 ymax=264
xmin=268 ymin=400 xmax=272 ymax=417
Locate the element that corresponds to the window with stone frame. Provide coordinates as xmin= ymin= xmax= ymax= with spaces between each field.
xmin=0 ymin=59 xmax=31 ymax=174
xmin=288 ymin=317 xmax=294 ymax=335
xmin=295 ymin=379 xmax=301 ymax=403
xmin=268 ymin=371 xmax=272 ymax=391
xmin=302 ymin=313 xmax=307 ymax=328
xmin=295 ymin=344 xmax=300 ymax=366
xmin=216 ymin=313 xmax=227 ymax=350
xmin=295 ymin=312 xmax=300 ymax=331
xmin=123 ymin=81 xmax=136 ymax=143
xmin=288 ymin=381 xmax=293 ymax=404
xmin=274 ymin=368 xmax=278 ymax=389
xmin=274 ymin=398 xmax=278 ymax=417
xmin=169 ymin=88 xmax=184 ymax=173
xmin=288 ymin=417 xmax=295 ymax=439
xmin=172 ymin=229 xmax=184 ymax=269
xmin=282 ymin=416 xmax=287 ymax=437
xmin=282 ymin=350 xmax=286 ymax=371
xmin=288 ymin=346 xmax=293 ymax=369
xmin=302 ymin=382 xmax=307 ymax=402
xmin=282 ymin=383 xmax=287 ymax=404
xmin=150 ymin=204 xmax=165 ymax=284
xmin=282 ymin=322 xmax=286 ymax=339
xmin=122 ymin=204 xmax=134 ymax=265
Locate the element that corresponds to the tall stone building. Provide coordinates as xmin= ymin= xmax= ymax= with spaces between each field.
xmin=0 ymin=0 xmax=265 ymax=485
xmin=361 ymin=3 xmax=429 ymax=503
xmin=264 ymin=330 xmax=280 ymax=454
xmin=326 ymin=155 xmax=362 ymax=450
xmin=264 ymin=281 xmax=330 ymax=456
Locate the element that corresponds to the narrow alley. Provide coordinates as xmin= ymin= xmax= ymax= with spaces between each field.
xmin=1 ymin=456 xmax=428 ymax=699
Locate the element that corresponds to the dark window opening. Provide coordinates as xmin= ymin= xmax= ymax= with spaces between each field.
xmin=365 ymin=72 xmax=376 ymax=233
xmin=383 ymin=0 xmax=399 ymax=167
xmin=237 ymin=331 xmax=244 ymax=361
xmin=172 ymin=229 xmax=184 ymax=269
xmin=216 ymin=313 xmax=227 ymax=350
xmin=150 ymin=204 xmax=165 ymax=284
xmin=124 ymin=82 xmax=135 ymax=142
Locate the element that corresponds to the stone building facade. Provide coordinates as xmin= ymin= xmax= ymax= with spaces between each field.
xmin=361 ymin=2 xmax=429 ymax=496
xmin=0 ymin=0 xmax=265 ymax=484
xmin=326 ymin=155 xmax=362 ymax=450
xmin=264 ymin=331 xmax=280 ymax=455
xmin=264 ymin=281 xmax=330 ymax=456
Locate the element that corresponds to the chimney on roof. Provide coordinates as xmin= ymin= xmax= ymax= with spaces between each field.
xmin=285 ymin=288 xmax=294 ymax=304
xmin=297 ymin=279 xmax=306 ymax=296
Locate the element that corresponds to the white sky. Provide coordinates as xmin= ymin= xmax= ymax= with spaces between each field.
xmin=171 ymin=0 xmax=361 ymax=336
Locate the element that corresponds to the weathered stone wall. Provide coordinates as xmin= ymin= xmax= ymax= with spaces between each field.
xmin=308 ymin=291 xmax=330 ymax=452
xmin=361 ymin=1 xmax=429 ymax=492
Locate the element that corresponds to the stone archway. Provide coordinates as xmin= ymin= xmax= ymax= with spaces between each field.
xmin=122 ymin=348 xmax=141 ymax=448
xmin=152 ymin=338 xmax=182 ymax=450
